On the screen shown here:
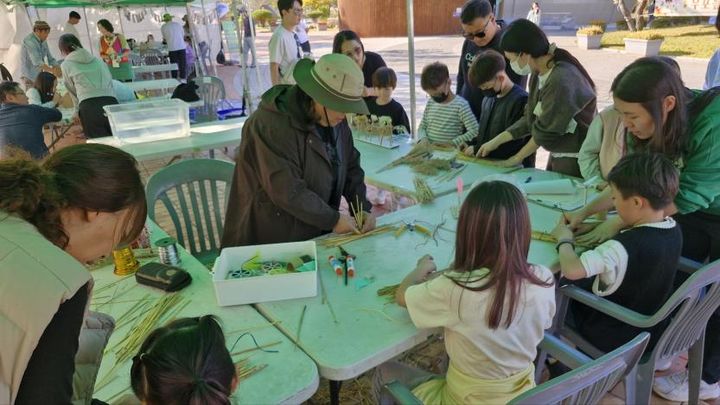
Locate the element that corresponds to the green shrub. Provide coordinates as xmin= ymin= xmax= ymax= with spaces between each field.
xmin=616 ymin=19 xmax=629 ymax=31
xmin=252 ymin=9 xmax=273 ymax=27
xmin=624 ymin=30 xmax=664 ymax=40
xmin=577 ymin=25 xmax=605 ymax=35
xmin=306 ymin=10 xmax=324 ymax=20
xmin=588 ymin=19 xmax=607 ymax=31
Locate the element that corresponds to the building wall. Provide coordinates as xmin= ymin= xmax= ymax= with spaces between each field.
xmin=338 ymin=0 xmax=623 ymax=38
xmin=338 ymin=0 xmax=461 ymax=37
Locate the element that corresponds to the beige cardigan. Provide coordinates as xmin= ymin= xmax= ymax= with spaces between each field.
xmin=0 ymin=213 xmax=91 ymax=403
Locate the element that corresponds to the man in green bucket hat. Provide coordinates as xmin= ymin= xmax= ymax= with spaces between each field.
xmin=222 ymin=53 xmax=376 ymax=247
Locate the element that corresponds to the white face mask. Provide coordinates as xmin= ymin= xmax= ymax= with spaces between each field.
xmin=510 ymin=55 xmax=532 ymax=76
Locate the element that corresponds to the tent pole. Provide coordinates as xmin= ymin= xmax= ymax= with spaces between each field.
xmin=199 ymin=0 xmax=217 ymax=76
xmin=185 ymin=3 xmax=202 ymax=77
xmin=406 ymin=0 xmax=416 ymax=138
xmin=117 ymin=7 xmax=127 ymax=35
xmin=230 ymin=0 xmax=253 ymax=114
xmin=245 ymin=0 xmax=261 ymax=103
xmin=82 ymin=7 xmax=95 ymax=55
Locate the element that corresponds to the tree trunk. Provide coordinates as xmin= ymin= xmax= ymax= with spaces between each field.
xmin=614 ymin=0 xmax=636 ymax=31
xmin=634 ymin=0 xmax=650 ymax=30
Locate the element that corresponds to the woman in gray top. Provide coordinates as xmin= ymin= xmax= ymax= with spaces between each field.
xmin=477 ymin=18 xmax=596 ymax=177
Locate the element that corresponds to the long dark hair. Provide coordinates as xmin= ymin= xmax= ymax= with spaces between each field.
xmin=612 ymin=57 xmax=690 ymax=159
xmin=59 ymin=33 xmax=83 ymax=54
xmin=500 ymin=18 xmax=595 ymax=89
xmin=332 ymin=30 xmax=364 ymax=54
xmin=450 ymin=181 xmax=553 ymax=329
xmin=131 ymin=316 xmax=236 ymax=405
xmin=0 ymin=144 xmax=146 ymax=249
xmin=34 ymin=71 xmax=56 ymax=104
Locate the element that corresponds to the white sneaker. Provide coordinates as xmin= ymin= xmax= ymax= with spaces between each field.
xmin=653 ymin=370 xmax=720 ymax=401
xmin=655 ymin=356 xmax=674 ymax=371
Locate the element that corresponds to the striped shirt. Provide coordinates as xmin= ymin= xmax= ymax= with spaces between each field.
xmin=418 ymin=95 xmax=479 ymax=146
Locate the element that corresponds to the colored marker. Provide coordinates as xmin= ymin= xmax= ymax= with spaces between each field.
xmin=328 ymin=255 xmax=343 ymax=276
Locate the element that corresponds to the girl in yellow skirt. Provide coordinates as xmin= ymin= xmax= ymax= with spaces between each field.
xmin=375 ymin=180 xmax=556 ymax=404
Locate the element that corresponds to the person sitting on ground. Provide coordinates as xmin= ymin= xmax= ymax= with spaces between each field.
xmin=129 ymin=316 xmax=238 ymax=404
xmin=374 ymin=180 xmax=555 ymax=404
xmin=332 ymin=30 xmax=387 ymax=97
xmin=417 ymin=62 xmax=478 ymax=147
xmin=0 ymin=81 xmax=61 ymax=159
xmin=552 ymin=152 xmax=682 ymax=354
xmin=462 ymin=49 xmax=534 ymax=167
xmin=363 ymin=67 xmax=411 ymax=135
xmin=26 ymin=71 xmax=63 ymax=108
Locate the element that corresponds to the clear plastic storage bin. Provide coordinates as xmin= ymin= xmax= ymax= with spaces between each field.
xmin=103 ymin=99 xmax=190 ymax=144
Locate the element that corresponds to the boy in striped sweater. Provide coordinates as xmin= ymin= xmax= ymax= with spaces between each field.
xmin=418 ymin=62 xmax=479 ymax=147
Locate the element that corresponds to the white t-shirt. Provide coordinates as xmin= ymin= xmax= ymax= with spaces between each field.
xmin=405 ymin=265 xmax=556 ymax=379
xmin=295 ymin=19 xmax=309 ymax=44
xmin=63 ymin=22 xmax=80 ymax=39
xmin=161 ymin=21 xmax=185 ymax=52
xmin=269 ymin=25 xmax=301 ymax=84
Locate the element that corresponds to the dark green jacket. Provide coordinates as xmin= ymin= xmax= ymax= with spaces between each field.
xmin=221 ymin=85 xmax=370 ymax=247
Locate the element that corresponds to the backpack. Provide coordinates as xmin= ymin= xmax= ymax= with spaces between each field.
xmin=171 ymin=80 xmax=200 ymax=102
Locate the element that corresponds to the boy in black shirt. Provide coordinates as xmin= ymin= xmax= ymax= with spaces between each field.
xmin=364 ymin=67 xmax=411 ymax=135
xmin=461 ymin=49 xmax=534 ymax=167
xmin=552 ymin=153 xmax=683 ymax=353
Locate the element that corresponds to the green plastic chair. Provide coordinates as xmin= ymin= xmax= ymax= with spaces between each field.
xmin=383 ymin=333 xmax=649 ymax=405
xmin=145 ymin=158 xmax=235 ymax=266
xmin=543 ymin=257 xmax=720 ymax=405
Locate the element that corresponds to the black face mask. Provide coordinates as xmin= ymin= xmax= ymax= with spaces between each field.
xmin=431 ymin=92 xmax=449 ymax=103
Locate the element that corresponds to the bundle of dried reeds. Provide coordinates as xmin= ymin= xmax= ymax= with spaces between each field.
xmin=318 ymin=224 xmax=398 ymax=248
xmin=377 ymin=283 xmax=400 ymax=303
xmin=413 ymin=177 xmax=435 ymax=204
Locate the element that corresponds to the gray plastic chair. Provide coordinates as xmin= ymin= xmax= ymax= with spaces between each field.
xmin=141 ymin=48 xmax=165 ymax=65
xmin=195 ymin=76 xmax=226 ymax=122
xmin=145 ymin=158 xmax=235 ymax=265
xmin=544 ymin=257 xmax=720 ymax=405
xmin=384 ymin=333 xmax=649 ymax=405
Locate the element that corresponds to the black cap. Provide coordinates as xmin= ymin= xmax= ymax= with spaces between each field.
xmin=69 ymin=11 xmax=81 ymax=19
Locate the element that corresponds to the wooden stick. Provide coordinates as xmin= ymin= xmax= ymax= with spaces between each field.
xmin=295 ymin=305 xmax=307 ymax=346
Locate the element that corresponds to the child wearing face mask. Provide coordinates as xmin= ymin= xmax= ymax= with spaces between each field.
xmin=417 ymin=62 xmax=479 ymax=147
xmin=462 ymin=50 xmax=534 ymax=167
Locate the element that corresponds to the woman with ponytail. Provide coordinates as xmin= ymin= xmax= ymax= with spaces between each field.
xmin=59 ymin=33 xmax=118 ymax=138
xmin=130 ymin=316 xmax=238 ymax=404
xmin=0 ymin=143 xmax=146 ymax=404
xmin=477 ymin=18 xmax=597 ymax=176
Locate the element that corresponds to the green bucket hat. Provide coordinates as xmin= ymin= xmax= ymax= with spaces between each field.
xmin=293 ymin=54 xmax=369 ymax=115
xmin=162 ymin=13 xmax=173 ymax=22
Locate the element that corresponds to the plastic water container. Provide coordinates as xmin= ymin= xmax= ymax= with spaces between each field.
xmin=104 ymin=99 xmax=190 ymax=144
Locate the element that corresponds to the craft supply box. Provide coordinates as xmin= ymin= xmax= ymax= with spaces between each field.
xmin=212 ymin=241 xmax=318 ymax=306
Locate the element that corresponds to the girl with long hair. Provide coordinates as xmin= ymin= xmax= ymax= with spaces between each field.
xmin=375 ymin=181 xmax=555 ymax=404
xmin=0 ymin=143 xmax=146 ymax=403
xmin=130 ymin=316 xmax=238 ymax=405
xmin=26 ymin=71 xmax=60 ymax=108
xmin=477 ymin=18 xmax=597 ymax=177
xmin=566 ymin=57 xmax=720 ymax=402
